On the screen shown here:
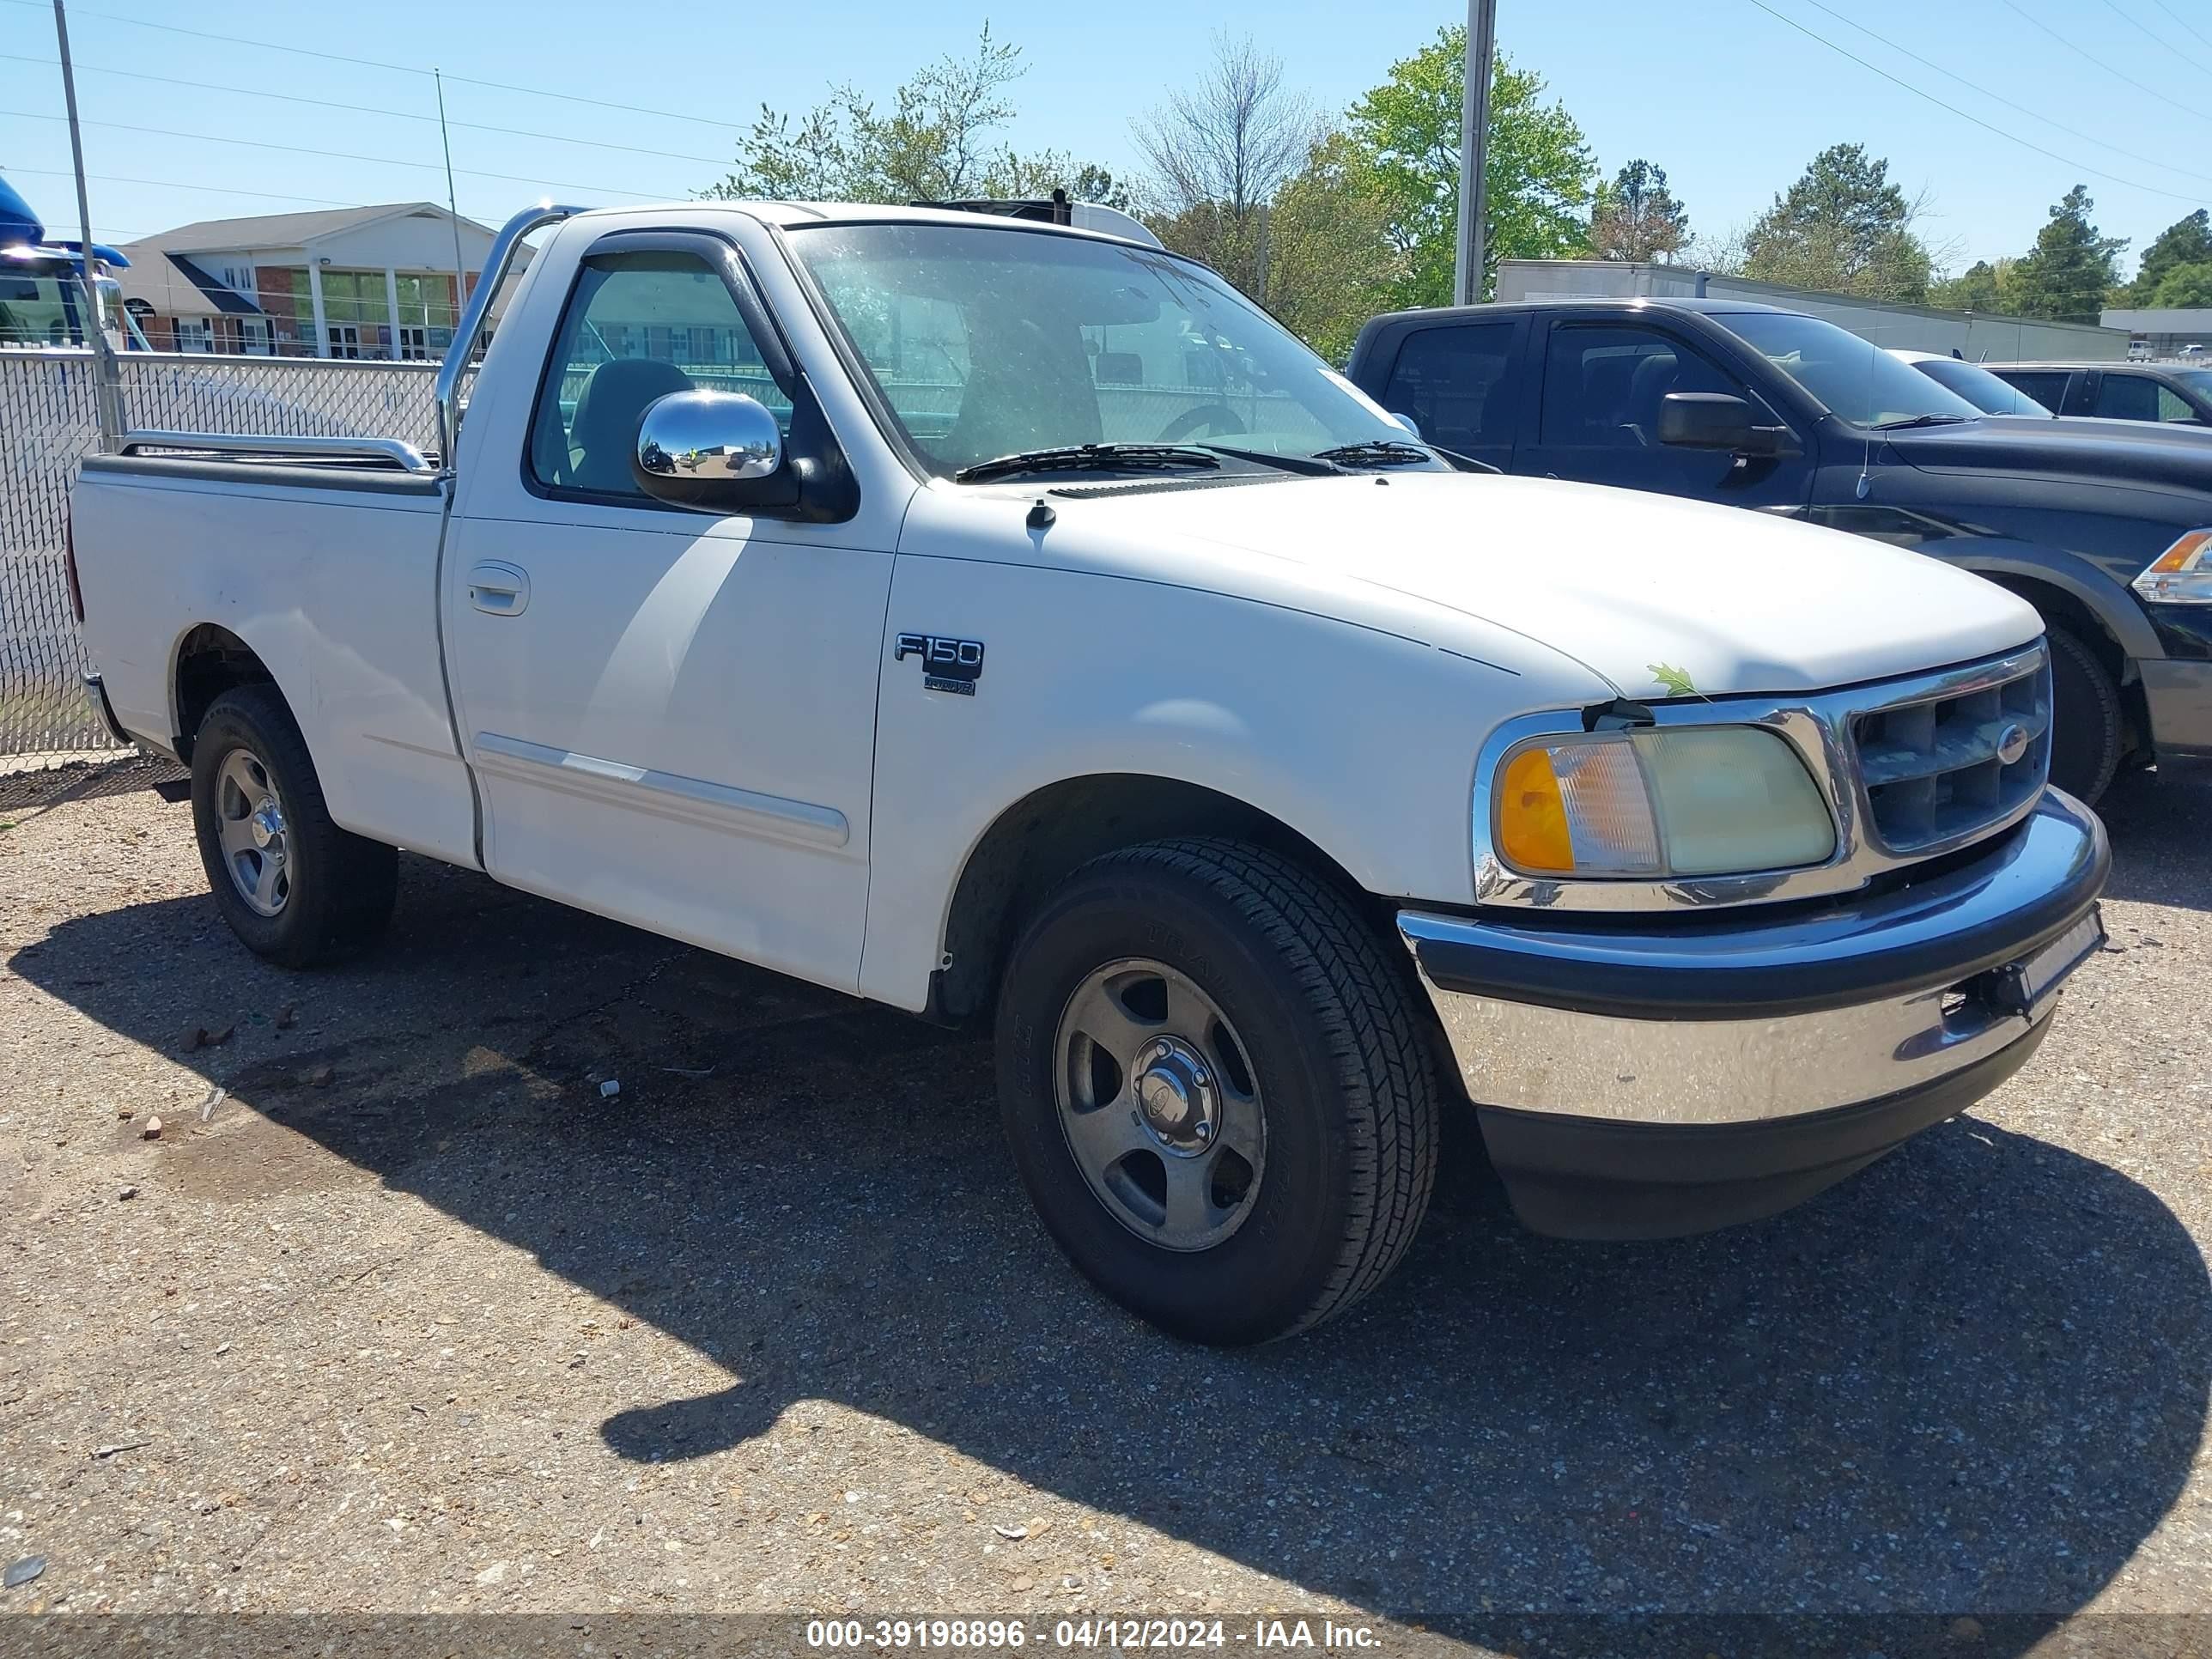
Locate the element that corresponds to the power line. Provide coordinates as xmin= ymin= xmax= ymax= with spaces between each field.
xmin=0 ymin=52 xmax=733 ymax=169
xmin=1783 ymin=0 xmax=2212 ymax=187
xmin=2094 ymin=0 xmax=2212 ymax=76
xmin=1995 ymin=0 xmax=2212 ymax=128
xmin=2 ymin=164 xmax=364 ymax=210
xmin=0 ymin=107 xmax=676 ymax=200
xmin=1740 ymin=0 xmax=2208 ymax=204
xmin=0 ymin=0 xmax=756 ymax=136
xmin=2148 ymin=0 xmax=2212 ymax=52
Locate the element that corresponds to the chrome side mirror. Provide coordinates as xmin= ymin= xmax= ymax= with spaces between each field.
xmin=635 ymin=391 xmax=782 ymax=496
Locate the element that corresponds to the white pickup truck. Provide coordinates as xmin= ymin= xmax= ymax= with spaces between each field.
xmin=70 ymin=202 xmax=2109 ymax=1344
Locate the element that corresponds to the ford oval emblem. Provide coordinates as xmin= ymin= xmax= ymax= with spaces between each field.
xmin=1996 ymin=722 xmax=2030 ymax=766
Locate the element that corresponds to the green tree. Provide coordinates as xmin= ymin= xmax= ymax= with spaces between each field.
xmin=2006 ymin=185 xmax=2127 ymax=324
xmin=1741 ymin=143 xmax=1933 ymax=302
xmin=1589 ymin=159 xmax=1690 ymax=262
xmin=2150 ymin=260 xmax=2212 ymax=308
xmin=2126 ymin=210 xmax=2212 ymax=303
xmin=1346 ymin=28 xmax=1595 ymax=307
xmin=703 ymin=24 xmax=1119 ymax=205
xmin=1929 ymin=258 xmax=2010 ymax=313
xmin=1262 ymin=131 xmax=1402 ymax=362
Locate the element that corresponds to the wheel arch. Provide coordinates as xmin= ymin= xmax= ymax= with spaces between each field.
xmin=171 ymin=623 xmax=290 ymax=763
xmin=931 ymin=772 xmax=1388 ymax=1025
xmin=1962 ymin=564 xmax=2151 ymax=755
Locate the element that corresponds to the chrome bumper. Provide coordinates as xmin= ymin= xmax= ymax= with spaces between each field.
xmin=1400 ymin=790 xmax=2108 ymax=1130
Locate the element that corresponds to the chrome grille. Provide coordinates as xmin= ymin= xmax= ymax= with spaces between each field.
xmin=1852 ymin=653 xmax=2052 ymax=854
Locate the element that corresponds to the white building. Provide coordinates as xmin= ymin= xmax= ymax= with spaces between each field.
xmin=113 ymin=203 xmax=521 ymax=359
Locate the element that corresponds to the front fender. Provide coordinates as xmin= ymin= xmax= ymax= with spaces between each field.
xmin=854 ymin=554 xmax=1600 ymax=1012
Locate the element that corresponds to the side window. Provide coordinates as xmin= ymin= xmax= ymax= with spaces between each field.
xmin=2157 ymin=385 xmax=2200 ymax=423
xmin=1381 ymin=323 xmax=1522 ymax=456
xmin=2000 ymin=370 xmax=2072 ymax=410
xmin=2093 ymin=372 xmax=2161 ymax=422
xmin=1539 ymin=325 xmax=1737 ymax=447
xmin=529 ymin=250 xmax=792 ymax=499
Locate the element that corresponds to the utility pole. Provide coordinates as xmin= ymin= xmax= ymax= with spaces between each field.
xmin=52 ymin=0 xmax=122 ymax=448
xmin=1452 ymin=0 xmax=1498 ymax=307
xmin=434 ymin=70 xmax=470 ymax=343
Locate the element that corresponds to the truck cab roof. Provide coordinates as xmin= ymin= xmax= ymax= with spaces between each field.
xmin=568 ymin=198 xmax=1164 ymax=250
xmin=1363 ymin=296 xmax=1796 ymax=328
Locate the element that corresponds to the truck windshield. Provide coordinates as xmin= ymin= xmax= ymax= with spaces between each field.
xmin=0 ymin=269 xmax=75 ymax=348
xmin=1912 ymin=355 xmax=2053 ymax=416
xmin=1722 ymin=311 xmax=1984 ymax=428
xmin=788 ymin=222 xmax=1419 ymax=477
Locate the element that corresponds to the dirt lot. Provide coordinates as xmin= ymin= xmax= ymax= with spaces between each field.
xmin=3 ymin=759 xmax=2209 ymax=1655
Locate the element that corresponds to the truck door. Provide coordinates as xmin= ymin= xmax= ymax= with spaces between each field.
xmin=1517 ymin=318 xmax=1812 ymax=510
xmin=441 ymin=232 xmax=894 ymax=994
xmin=1366 ymin=317 xmax=1529 ymax=470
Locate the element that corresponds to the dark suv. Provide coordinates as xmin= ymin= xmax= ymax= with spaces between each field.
xmin=1988 ymin=361 xmax=2212 ymax=428
xmin=1345 ymin=299 xmax=2212 ymax=801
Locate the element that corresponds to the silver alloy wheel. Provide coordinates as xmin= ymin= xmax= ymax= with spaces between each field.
xmin=1053 ymin=957 xmax=1267 ymax=1252
xmin=214 ymin=745 xmax=290 ymax=917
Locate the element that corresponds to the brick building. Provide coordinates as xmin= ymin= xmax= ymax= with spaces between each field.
xmin=112 ymin=203 xmax=520 ymax=358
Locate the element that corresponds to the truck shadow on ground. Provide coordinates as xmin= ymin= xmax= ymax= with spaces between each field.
xmin=12 ymin=848 xmax=2211 ymax=1653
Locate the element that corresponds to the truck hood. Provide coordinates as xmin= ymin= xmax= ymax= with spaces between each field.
xmin=1887 ymin=414 xmax=2212 ymax=495
xmin=1046 ymin=470 xmax=2040 ymax=700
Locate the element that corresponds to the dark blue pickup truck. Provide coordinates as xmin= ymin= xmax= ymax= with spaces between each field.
xmin=1346 ymin=298 xmax=2212 ymax=801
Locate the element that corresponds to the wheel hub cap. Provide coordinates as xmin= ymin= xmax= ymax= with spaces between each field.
xmin=249 ymin=798 xmax=284 ymax=848
xmin=1134 ymin=1037 xmax=1217 ymax=1156
xmin=1051 ymin=957 xmax=1267 ymax=1254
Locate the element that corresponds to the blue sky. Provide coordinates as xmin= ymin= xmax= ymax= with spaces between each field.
xmin=2 ymin=0 xmax=2206 ymax=279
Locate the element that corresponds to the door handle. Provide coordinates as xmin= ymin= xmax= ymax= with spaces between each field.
xmin=466 ymin=561 xmax=531 ymax=617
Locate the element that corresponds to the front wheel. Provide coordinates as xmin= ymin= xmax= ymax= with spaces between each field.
xmin=190 ymin=684 xmax=397 ymax=968
xmin=2045 ymin=624 xmax=2122 ymax=805
xmin=995 ymin=839 xmax=1439 ymax=1344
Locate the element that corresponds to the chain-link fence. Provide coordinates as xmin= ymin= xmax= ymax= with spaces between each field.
xmin=0 ymin=349 xmax=440 ymax=758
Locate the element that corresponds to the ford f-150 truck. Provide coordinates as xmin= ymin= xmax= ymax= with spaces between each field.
xmin=70 ymin=203 xmax=2109 ymax=1345
xmin=1346 ymin=299 xmax=2212 ymax=805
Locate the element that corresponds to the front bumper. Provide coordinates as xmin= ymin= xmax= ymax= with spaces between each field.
xmin=1398 ymin=790 xmax=2109 ymax=1240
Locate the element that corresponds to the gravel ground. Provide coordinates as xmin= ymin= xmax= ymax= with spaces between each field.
xmin=2 ymin=760 xmax=2209 ymax=1656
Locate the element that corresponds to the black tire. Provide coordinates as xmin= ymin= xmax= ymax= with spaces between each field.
xmin=995 ymin=837 xmax=1439 ymax=1345
xmin=2045 ymin=624 xmax=2123 ymax=805
xmin=190 ymin=684 xmax=398 ymax=968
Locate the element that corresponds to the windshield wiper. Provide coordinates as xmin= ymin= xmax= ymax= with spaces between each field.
xmin=1191 ymin=442 xmax=1344 ymax=476
xmin=1310 ymin=439 xmax=1437 ymax=467
xmin=1873 ymin=413 xmax=1974 ymax=431
xmin=952 ymin=443 xmax=1221 ymax=483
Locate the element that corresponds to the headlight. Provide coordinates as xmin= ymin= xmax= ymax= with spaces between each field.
xmin=1493 ymin=726 xmax=1836 ymax=878
xmin=2134 ymin=528 xmax=2212 ymax=605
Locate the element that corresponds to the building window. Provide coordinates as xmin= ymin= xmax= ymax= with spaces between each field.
xmin=240 ymin=317 xmax=273 ymax=356
xmin=326 ymin=323 xmax=363 ymax=359
xmin=174 ymin=317 xmax=213 ymax=353
xmin=398 ymin=325 xmax=433 ymax=361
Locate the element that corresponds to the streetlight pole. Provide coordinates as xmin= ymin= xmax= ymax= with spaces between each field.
xmin=52 ymin=0 xmax=122 ymax=448
xmin=1453 ymin=0 xmax=1498 ymax=307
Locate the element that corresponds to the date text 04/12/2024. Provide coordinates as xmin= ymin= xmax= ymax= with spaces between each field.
xmin=804 ymin=1619 xmax=1382 ymax=1650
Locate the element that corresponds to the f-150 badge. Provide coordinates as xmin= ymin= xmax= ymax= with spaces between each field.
xmin=896 ymin=632 xmax=985 ymax=696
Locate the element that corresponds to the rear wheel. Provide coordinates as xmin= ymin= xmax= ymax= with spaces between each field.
xmin=2045 ymin=624 xmax=2122 ymax=804
xmin=190 ymin=685 xmax=397 ymax=968
xmin=995 ymin=838 xmax=1438 ymax=1345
